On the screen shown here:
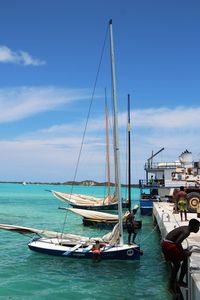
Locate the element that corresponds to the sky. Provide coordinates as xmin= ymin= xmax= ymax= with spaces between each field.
xmin=0 ymin=0 xmax=200 ymax=183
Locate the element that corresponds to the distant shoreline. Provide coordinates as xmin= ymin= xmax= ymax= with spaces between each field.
xmin=0 ymin=180 xmax=139 ymax=187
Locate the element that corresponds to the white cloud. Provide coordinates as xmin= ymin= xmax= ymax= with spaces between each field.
xmin=0 ymin=136 xmax=107 ymax=182
xmin=0 ymin=86 xmax=90 ymax=123
xmin=133 ymin=107 xmax=200 ymax=129
xmin=119 ymin=106 xmax=200 ymax=129
xmin=0 ymin=45 xmax=46 ymax=66
xmin=117 ymin=106 xmax=200 ymax=182
xmin=1 ymin=98 xmax=200 ymax=182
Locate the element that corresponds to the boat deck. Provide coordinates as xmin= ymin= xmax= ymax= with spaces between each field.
xmin=153 ymin=202 xmax=200 ymax=300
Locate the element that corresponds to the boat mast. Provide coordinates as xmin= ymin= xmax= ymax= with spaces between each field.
xmin=109 ymin=19 xmax=123 ymax=245
xmin=105 ymin=89 xmax=111 ymax=203
xmin=128 ymin=94 xmax=131 ymax=212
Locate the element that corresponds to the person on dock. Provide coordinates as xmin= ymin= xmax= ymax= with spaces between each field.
xmin=176 ymin=186 xmax=188 ymax=221
xmin=149 ymin=175 xmax=154 ymax=185
xmin=161 ymin=218 xmax=200 ymax=292
xmin=172 ymin=188 xmax=179 ymax=214
xmin=126 ymin=210 xmax=136 ymax=245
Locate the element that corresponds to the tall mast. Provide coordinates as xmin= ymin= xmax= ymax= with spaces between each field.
xmin=105 ymin=89 xmax=111 ymax=202
xmin=109 ymin=19 xmax=123 ymax=245
xmin=128 ymin=94 xmax=131 ymax=212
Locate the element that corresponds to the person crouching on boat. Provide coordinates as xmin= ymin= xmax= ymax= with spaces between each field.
xmin=92 ymin=240 xmax=102 ymax=262
xmin=125 ymin=211 xmax=136 ymax=245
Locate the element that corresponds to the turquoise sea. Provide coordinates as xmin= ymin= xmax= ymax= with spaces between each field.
xmin=0 ymin=183 xmax=172 ymax=300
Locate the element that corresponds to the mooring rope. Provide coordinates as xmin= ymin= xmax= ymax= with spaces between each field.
xmin=139 ymin=220 xmax=161 ymax=245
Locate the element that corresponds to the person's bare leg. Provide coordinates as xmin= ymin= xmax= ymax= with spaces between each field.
xmin=169 ymin=261 xmax=180 ymax=292
xmin=184 ymin=211 xmax=188 ymax=221
xmin=178 ymin=259 xmax=187 ymax=287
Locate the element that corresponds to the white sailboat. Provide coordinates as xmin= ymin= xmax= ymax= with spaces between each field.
xmin=50 ymin=98 xmax=125 ymax=209
xmin=51 ymin=190 xmax=120 ymax=210
xmin=58 ymin=95 xmax=142 ymax=230
xmin=0 ymin=20 xmax=142 ymax=260
xmin=62 ymin=206 xmax=142 ymax=229
xmin=50 ymin=68 xmax=128 ymax=211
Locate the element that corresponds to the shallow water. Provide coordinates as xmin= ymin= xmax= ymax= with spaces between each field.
xmin=0 ymin=184 xmax=172 ymax=299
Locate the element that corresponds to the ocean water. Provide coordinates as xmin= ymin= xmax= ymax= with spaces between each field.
xmin=0 ymin=183 xmax=172 ymax=300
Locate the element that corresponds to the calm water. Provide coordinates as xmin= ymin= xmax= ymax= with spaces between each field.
xmin=0 ymin=184 xmax=172 ymax=300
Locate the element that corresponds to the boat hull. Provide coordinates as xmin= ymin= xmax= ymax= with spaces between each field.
xmin=70 ymin=202 xmax=128 ymax=211
xmin=83 ymin=218 xmax=142 ymax=230
xmin=28 ymin=238 xmax=141 ymax=260
xmin=140 ymin=197 xmax=160 ymax=216
xmin=140 ymin=207 xmax=152 ymax=216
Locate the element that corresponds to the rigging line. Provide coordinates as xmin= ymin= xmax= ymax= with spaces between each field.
xmin=139 ymin=220 xmax=161 ymax=245
xmin=70 ymin=22 xmax=109 ymax=190
xmin=60 ymin=23 xmax=110 ymax=236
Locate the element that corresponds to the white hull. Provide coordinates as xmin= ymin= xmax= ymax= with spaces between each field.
xmin=28 ymin=237 xmax=141 ymax=260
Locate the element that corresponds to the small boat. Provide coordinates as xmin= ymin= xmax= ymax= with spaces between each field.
xmin=140 ymin=192 xmax=160 ymax=216
xmin=50 ymin=63 xmax=128 ymax=211
xmin=60 ymin=206 xmax=142 ymax=229
xmin=0 ymin=223 xmax=141 ymax=260
xmin=51 ymin=190 xmax=128 ymax=210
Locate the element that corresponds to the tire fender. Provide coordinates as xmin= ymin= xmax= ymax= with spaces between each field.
xmin=187 ymin=192 xmax=200 ymax=213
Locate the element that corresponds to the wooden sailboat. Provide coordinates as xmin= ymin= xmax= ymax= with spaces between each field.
xmin=51 ymin=190 xmax=121 ymax=210
xmin=50 ymin=80 xmax=128 ymax=211
xmin=63 ymin=95 xmax=142 ymax=230
xmin=51 ymin=152 xmax=128 ymax=211
xmin=59 ymin=205 xmax=142 ymax=229
xmin=0 ymin=20 xmax=142 ymax=260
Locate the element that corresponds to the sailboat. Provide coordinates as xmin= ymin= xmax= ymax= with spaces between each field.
xmin=60 ymin=95 xmax=142 ymax=230
xmin=50 ymin=81 xmax=128 ymax=211
xmin=61 ymin=205 xmax=142 ymax=229
xmin=51 ymin=190 xmax=124 ymax=211
xmin=0 ymin=20 xmax=142 ymax=260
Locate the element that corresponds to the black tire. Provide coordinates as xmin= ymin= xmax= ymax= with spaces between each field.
xmin=187 ymin=192 xmax=200 ymax=213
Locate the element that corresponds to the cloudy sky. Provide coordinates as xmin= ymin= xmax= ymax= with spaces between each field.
xmin=0 ymin=0 xmax=200 ymax=183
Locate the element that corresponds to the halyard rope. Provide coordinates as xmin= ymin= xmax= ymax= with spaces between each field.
xmin=60 ymin=23 xmax=110 ymax=237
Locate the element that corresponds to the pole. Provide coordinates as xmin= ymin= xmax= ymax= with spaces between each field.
xmin=128 ymin=94 xmax=131 ymax=212
xmin=109 ymin=19 xmax=123 ymax=245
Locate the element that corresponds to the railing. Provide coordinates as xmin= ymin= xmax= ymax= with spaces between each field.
xmin=144 ymin=162 xmax=181 ymax=170
xmin=139 ymin=179 xmax=164 ymax=188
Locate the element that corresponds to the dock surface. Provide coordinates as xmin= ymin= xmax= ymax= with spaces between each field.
xmin=153 ymin=202 xmax=200 ymax=300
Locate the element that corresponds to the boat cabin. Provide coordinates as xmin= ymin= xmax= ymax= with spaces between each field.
xmin=144 ymin=150 xmax=200 ymax=188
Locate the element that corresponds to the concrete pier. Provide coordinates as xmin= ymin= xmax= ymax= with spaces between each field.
xmin=153 ymin=202 xmax=200 ymax=300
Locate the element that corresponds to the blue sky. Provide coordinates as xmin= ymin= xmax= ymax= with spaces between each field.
xmin=0 ymin=0 xmax=200 ymax=183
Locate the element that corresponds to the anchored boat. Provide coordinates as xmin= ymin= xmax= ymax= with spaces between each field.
xmin=140 ymin=149 xmax=200 ymax=214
